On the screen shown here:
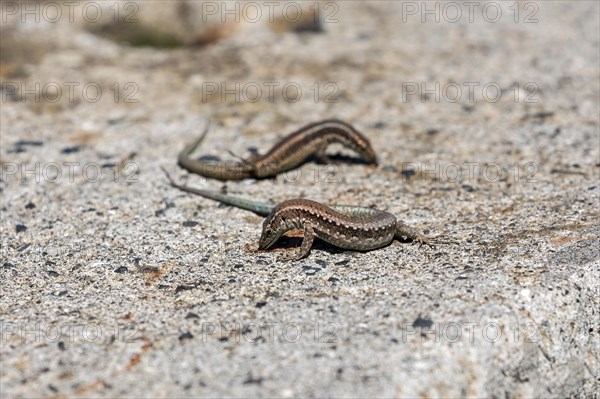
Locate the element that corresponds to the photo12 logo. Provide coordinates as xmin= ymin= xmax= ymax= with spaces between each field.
xmin=2 ymin=82 xmax=139 ymax=104
xmin=200 ymin=81 xmax=339 ymax=104
xmin=399 ymin=161 xmax=539 ymax=184
xmin=400 ymin=2 xmax=540 ymax=24
xmin=199 ymin=321 xmax=339 ymax=343
xmin=401 ymin=320 xmax=540 ymax=344
xmin=401 ymin=82 xmax=539 ymax=104
xmin=1 ymin=162 xmax=139 ymax=184
xmin=1 ymin=1 xmax=140 ymax=24
xmin=199 ymin=1 xmax=339 ymax=24
xmin=1 ymin=321 xmax=140 ymax=344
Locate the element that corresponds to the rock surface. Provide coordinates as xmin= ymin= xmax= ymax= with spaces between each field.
xmin=1 ymin=1 xmax=598 ymax=397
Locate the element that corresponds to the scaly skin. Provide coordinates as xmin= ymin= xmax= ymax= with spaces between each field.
xmin=258 ymin=199 xmax=431 ymax=260
xmin=177 ymin=119 xmax=378 ymax=181
xmin=163 ymin=169 xmax=434 ymax=260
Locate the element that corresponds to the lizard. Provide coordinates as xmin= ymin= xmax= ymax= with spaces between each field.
xmin=162 ymin=168 xmax=443 ymax=260
xmin=177 ymin=119 xmax=378 ymax=181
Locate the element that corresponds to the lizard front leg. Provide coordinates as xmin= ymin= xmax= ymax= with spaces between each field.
xmin=294 ymin=223 xmax=315 ymax=260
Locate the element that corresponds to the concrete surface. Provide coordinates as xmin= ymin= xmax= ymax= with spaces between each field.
xmin=1 ymin=1 xmax=598 ymax=397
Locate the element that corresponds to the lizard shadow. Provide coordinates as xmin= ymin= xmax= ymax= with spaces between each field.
xmin=265 ymin=236 xmax=347 ymax=257
xmin=267 ymin=234 xmax=403 ymax=258
xmin=307 ymin=152 xmax=375 ymax=166
xmin=195 ymin=152 xmax=374 ymax=171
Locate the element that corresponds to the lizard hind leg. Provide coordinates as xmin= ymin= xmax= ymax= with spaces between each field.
xmin=314 ymin=145 xmax=333 ymax=164
xmin=394 ymin=221 xmax=432 ymax=247
xmin=226 ymin=150 xmax=256 ymax=165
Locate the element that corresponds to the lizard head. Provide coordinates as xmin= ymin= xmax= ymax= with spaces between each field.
xmin=258 ymin=200 xmax=304 ymax=250
xmin=258 ymin=206 xmax=287 ymax=250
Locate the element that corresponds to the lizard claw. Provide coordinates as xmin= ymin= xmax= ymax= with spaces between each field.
xmin=417 ymin=236 xmax=434 ymax=249
xmin=424 ymin=236 xmax=460 ymax=247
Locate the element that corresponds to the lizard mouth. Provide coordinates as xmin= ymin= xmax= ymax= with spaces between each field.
xmin=258 ymin=234 xmax=278 ymax=250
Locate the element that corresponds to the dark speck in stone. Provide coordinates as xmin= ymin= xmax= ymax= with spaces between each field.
xmin=61 ymin=146 xmax=81 ymax=154
xmin=25 ymin=202 xmax=36 ymax=209
xmin=179 ymin=332 xmax=194 ymax=341
xmin=108 ymin=116 xmax=126 ymax=125
xmin=114 ymin=266 xmax=128 ymax=273
xmin=412 ymin=316 xmax=434 ymax=329
xmin=242 ymin=374 xmax=263 ymax=385
xmin=185 ymin=312 xmax=199 ymax=319
xmin=256 ymin=301 xmax=267 ymax=308
xmin=401 ymin=169 xmax=416 ymax=177
xmin=183 ymin=221 xmax=198 ymax=227
xmin=47 ymin=270 xmax=59 ymax=277
xmin=16 ymin=224 xmax=27 ymax=233
xmin=58 ymin=341 xmax=66 ymax=351
xmin=15 ymin=140 xmax=43 ymax=147
xmin=175 ymin=284 xmax=196 ymax=294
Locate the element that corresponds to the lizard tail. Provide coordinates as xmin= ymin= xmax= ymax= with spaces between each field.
xmin=176 ymin=120 xmax=254 ymax=181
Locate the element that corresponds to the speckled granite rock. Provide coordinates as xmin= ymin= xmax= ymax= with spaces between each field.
xmin=1 ymin=1 xmax=598 ymax=397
